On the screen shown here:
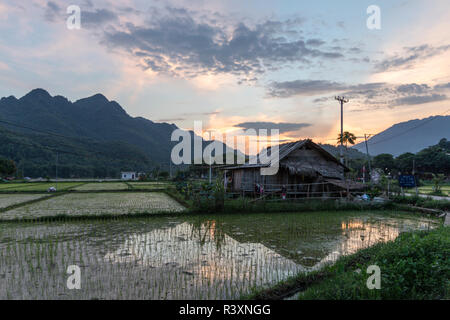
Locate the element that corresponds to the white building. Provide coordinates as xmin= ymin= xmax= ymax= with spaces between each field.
xmin=121 ymin=171 xmax=137 ymax=180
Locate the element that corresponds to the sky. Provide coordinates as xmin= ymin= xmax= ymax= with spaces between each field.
xmin=1 ymin=0 xmax=449 ymax=148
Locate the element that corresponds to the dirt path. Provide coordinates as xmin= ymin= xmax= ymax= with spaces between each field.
xmin=404 ymin=193 xmax=450 ymax=201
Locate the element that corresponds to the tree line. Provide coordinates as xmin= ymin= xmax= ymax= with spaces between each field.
xmin=340 ymin=136 xmax=450 ymax=178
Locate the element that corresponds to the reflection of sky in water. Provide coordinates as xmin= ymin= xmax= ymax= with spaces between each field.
xmin=104 ymin=215 xmax=436 ymax=295
xmin=105 ymin=222 xmax=305 ymax=286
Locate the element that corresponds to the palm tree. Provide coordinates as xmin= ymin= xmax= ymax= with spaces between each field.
xmin=337 ymin=131 xmax=357 ymax=166
xmin=337 ymin=131 xmax=357 ymax=147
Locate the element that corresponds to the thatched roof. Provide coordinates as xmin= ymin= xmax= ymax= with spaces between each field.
xmin=226 ymin=139 xmax=349 ymax=173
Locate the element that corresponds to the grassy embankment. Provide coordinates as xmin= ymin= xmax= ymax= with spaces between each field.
xmin=244 ymin=226 xmax=449 ymax=300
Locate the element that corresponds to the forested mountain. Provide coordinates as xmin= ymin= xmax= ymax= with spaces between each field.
xmin=0 ymin=89 xmax=238 ymax=178
xmin=0 ymin=89 xmax=177 ymax=162
xmin=0 ymin=124 xmax=153 ymax=178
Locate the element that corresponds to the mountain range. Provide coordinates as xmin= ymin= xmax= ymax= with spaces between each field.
xmin=0 ymin=88 xmax=448 ymax=177
xmin=0 ymin=88 xmax=177 ymax=163
xmin=353 ymin=115 xmax=450 ymax=156
xmin=0 ymin=89 xmax=234 ymax=178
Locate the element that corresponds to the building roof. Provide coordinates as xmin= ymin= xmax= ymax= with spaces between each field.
xmin=226 ymin=139 xmax=349 ymax=171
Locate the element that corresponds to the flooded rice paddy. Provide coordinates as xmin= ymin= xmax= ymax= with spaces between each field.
xmin=0 ymin=192 xmax=185 ymax=220
xmin=0 ymin=194 xmax=49 ymax=209
xmin=0 ymin=211 xmax=439 ymax=299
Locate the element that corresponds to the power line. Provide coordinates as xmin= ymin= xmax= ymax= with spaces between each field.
xmin=335 ymin=96 xmax=349 ymax=164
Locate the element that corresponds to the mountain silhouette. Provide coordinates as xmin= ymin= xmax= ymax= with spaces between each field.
xmin=353 ymin=115 xmax=450 ymax=156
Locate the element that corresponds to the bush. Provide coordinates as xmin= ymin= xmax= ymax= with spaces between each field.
xmin=297 ymin=227 xmax=450 ymax=300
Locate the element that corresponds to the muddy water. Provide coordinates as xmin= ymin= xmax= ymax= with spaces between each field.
xmin=0 ymin=211 xmax=439 ymax=299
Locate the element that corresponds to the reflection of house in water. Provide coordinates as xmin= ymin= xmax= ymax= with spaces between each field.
xmin=225 ymin=139 xmax=363 ymax=197
xmin=103 ymin=216 xmax=435 ymax=299
xmin=217 ymin=216 xmax=435 ymax=269
xmin=104 ymin=222 xmax=305 ymax=287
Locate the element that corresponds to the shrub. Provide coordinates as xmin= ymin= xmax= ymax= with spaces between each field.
xmin=298 ymin=227 xmax=450 ymax=300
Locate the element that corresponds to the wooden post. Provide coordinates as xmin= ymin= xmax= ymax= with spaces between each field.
xmin=346 ymin=180 xmax=350 ymax=200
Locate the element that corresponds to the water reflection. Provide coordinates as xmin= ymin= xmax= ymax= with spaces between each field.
xmin=105 ymin=222 xmax=304 ymax=287
xmin=104 ymin=213 xmax=437 ymax=299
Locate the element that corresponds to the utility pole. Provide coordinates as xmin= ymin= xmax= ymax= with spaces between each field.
xmin=209 ymin=155 xmax=212 ymax=184
xmin=364 ymin=134 xmax=372 ymax=181
xmin=335 ymin=96 xmax=349 ymax=164
xmin=413 ymin=159 xmax=418 ymax=196
xmin=55 ymin=152 xmax=58 ymax=191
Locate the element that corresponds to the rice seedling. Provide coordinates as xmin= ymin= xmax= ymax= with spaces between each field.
xmin=0 ymin=211 xmax=439 ymax=299
xmin=0 ymin=192 xmax=185 ymax=220
xmin=73 ymin=182 xmax=130 ymax=191
xmin=0 ymin=194 xmax=49 ymax=209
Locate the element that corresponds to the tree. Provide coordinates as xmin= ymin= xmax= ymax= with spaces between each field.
xmin=395 ymin=152 xmax=416 ymax=174
xmin=0 ymin=158 xmax=16 ymax=177
xmin=337 ymin=131 xmax=357 ymax=147
xmin=337 ymin=131 xmax=357 ymax=166
xmin=438 ymin=138 xmax=450 ymax=151
xmin=415 ymin=144 xmax=450 ymax=174
xmin=373 ymin=153 xmax=396 ymax=174
xmin=431 ymin=173 xmax=445 ymax=195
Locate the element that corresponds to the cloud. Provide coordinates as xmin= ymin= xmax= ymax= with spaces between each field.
xmin=155 ymin=110 xmax=221 ymax=123
xmin=344 ymin=82 xmax=449 ymax=108
xmin=267 ymin=77 xmax=450 ymax=109
xmin=82 ymin=8 xmax=118 ymax=26
xmin=102 ymin=7 xmax=343 ymax=78
xmin=306 ymin=39 xmax=325 ymax=47
xmin=394 ymin=94 xmax=447 ymax=105
xmin=44 ymin=2 xmax=118 ymax=27
xmin=156 ymin=117 xmax=186 ymax=122
xmin=234 ymin=121 xmax=311 ymax=134
xmin=434 ymin=82 xmax=450 ymax=90
xmin=396 ymin=83 xmax=431 ymax=94
xmin=375 ymin=44 xmax=450 ymax=72
xmin=268 ymin=80 xmax=346 ymax=98
xmin=44 ymin=1 xmax=61 ymax=22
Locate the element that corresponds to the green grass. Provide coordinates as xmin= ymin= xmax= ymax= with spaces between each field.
xmin=391 ymin=195 xmax=450 ymax=211
xmin=417 ymin=186 xmax=450 ymax=196
xmin=244 ymin=226 xmax=449 ymax=300
xmin=198 ymin=197 xmax=397 ymax=214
